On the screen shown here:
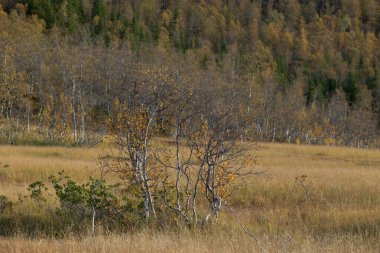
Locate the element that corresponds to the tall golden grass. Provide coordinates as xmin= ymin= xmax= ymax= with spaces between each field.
xmin=0 ymin=142 xmax=379 ymax=252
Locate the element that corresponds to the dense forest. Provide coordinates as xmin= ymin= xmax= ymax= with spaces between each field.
xmin=0 ymin=0 xmax=380 ymax=147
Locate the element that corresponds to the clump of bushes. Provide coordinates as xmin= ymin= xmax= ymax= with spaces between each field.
xmin=0 ymin=172 xmax=146 ymax=237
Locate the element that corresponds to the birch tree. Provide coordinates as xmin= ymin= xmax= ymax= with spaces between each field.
xmin=108 ymin=64 xmax=174 ymax=220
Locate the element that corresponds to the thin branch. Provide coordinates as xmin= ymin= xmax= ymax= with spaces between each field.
xmin=225 ymin=206 xmax=266 ymax=253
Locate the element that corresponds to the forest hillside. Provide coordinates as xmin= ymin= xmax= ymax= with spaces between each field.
xmin=0 ymin=0 xmax=380 ymax=147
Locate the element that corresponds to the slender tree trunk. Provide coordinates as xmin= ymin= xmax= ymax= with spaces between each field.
xmin=91 ymin=207 xmax=96 ymax=236
xmin=143 ymin=192 xmax=150 ymax=221
xmin=80 ymin=100 xmax=85 ymax=144
xmin=272 ymin=121 xmax=276 ymax=142
xmin=192 ymin=160 xmax=205 ymax=224
xmin=175 ymin=118 xmax=182 ymax=211
xmin=7 ymin=107 xmax=13 ymax=145
xmin=143 ymin=116 xmax=157 ymax=219
xmin=27 ymin=107 xmax=30 ymax=134
xmin=72 ymin=104 xmax=78 ymax=143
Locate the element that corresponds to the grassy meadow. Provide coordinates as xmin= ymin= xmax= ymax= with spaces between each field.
xmin=0 ymin=142 xmax=379 ymax=252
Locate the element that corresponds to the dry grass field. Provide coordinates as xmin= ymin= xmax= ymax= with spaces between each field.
xmin=0 ymin=142 xmax=379 ymax=252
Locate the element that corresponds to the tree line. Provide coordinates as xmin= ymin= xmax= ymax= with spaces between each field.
xmin=0 ymin=1 xmax=379 ymax=147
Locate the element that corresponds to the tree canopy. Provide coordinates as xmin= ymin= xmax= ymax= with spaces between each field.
xmin=0 ymin=0 xmax=380 ymax=147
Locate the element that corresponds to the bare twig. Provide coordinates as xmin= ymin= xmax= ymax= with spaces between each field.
xmin=225 ymin=206 xmax=266 ymax=253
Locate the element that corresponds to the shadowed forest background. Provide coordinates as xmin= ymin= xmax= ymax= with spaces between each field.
xmin=0 ymin=0 xmax=380 ymax=147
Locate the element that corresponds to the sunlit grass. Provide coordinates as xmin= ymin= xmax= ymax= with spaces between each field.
xmin=0 ymin=142 xmax=379 ymax=252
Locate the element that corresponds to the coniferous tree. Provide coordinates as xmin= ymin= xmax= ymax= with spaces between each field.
xmin=91 ymin=0 xmax=106 ymax=35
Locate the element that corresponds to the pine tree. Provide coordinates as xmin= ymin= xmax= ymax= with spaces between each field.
xmin=91 ymin=0 xmax=106 ymax=35
xmin=28 ymin=0 xmax=55 ymax=28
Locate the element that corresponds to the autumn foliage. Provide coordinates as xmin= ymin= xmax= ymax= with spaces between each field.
xmin=0 ymin=1 xmax=379 ymax=148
